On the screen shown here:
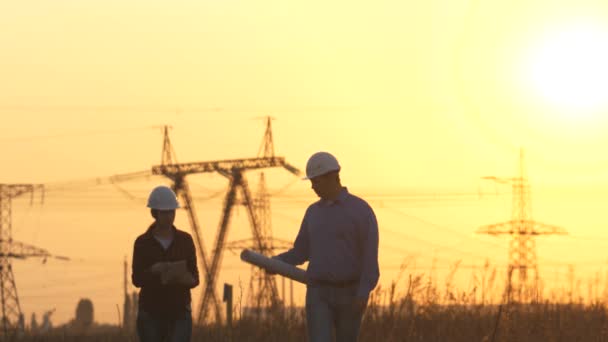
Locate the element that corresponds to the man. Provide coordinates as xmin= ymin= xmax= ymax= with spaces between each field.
xmin=132 ymin=185 xmax=199 ymax=342
xmin=274 ymin=152 xmax=380 ymax=342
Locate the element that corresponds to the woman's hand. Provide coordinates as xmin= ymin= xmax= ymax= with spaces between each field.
xmin=149 ymin=262 xmax=169 ymax=274
xmin=159 ymin=260 xmax=195 ymax=286
xmin=171 ymin=272 xmax=196 ymax=287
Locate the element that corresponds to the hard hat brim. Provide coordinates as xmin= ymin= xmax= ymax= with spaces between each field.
xmin=302 ymin=168 xmax=340 ymax=181
xmin=147 ymin=205 xmax=180 ymax=210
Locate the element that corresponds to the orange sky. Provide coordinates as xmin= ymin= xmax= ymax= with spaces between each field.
xmin=2 ymin=0 xmax=608 ymax=325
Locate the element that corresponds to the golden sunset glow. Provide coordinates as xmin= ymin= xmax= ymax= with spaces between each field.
xmin=523 ymin=21 xmax=608 ymax=116
xmin=3 ymin=0 xmax=608 ymax=330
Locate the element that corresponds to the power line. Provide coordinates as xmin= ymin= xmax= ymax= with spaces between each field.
xmin=17 ymin=181 xmax=608 ymax=268
xmin=379 ymin=205 xmax=506 ymax=250
xmin=0 ymin=104 xmax=360 ymax=114
xmin=0 ymin=126 xmax=158 ymax=143
xmin=379 ymin=226 xmax=503 ymax=262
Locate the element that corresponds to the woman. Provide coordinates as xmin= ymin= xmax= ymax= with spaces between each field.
xmin=132 ymin=185 xmax=200 ymax=342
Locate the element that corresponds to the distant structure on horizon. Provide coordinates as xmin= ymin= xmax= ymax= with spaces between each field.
xmin=0 ymin=184 xmax=67 ymax=338
xmin=226 ymin=117 xmax=297 ymax=315
xmin=477 ymin=148 xmax=568 ymax=301
xmin=123 ymin=257 xmax=138 ymax=331
xmin=151 ymin=118 xmax=301 ymax=324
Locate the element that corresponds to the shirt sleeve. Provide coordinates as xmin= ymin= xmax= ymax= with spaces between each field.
xmin=186 ymin=234 xmax=200 ymax=289
xmin=357 ymin=207 xmax=380 ymax=299
xmin=131 ymin=238 xmax=160 ymax=288
xmin=275 ymin=213 xmax=310 ymax=266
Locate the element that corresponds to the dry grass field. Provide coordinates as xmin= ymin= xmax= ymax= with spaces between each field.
xmin=15 ymin=267 xmax=608 ymax=341
xmin=14 ymin=302 xmax=608 ymax=342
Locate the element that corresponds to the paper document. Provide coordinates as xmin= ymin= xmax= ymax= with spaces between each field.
xmin=161 ymin=260 xmax=193 ymax=285
xmin=240 ymin=249 xmax=308 ymax=284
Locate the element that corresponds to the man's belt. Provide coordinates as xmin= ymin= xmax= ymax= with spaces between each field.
xmin=312 ymin=278 xmax=359 ymax=288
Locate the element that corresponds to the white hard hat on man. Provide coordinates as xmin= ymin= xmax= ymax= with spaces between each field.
xmin=147 ymin=185 xmax=180 ymax=210
xmin=303 ymin=152 xmax=341 ymax=180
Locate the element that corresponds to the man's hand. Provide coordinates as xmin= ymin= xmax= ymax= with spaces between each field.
xmin=352 ymin=297 xmax=368 ymax=313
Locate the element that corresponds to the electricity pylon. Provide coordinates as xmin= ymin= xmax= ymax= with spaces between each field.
xmin=154 ymin=126 xmax=221 ymax=323
xmin=477 ymin=149 xmax=567 ymax=301
xmin=152 ymin=122 xmax=300 ymax=324
xmin=226 ymin=117 xmax=293 ymax=314
xmin=0 ymin=185 xmax=66 ymax=337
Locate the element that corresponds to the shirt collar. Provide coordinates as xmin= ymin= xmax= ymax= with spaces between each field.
xmin=321 ymin=187 xmax=349 ymax=206
xmin=144 ymin=223 xmax=177 ymax=237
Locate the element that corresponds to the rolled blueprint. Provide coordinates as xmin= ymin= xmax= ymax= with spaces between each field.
xmin=240 ymin=249 xmax=308 ymax=284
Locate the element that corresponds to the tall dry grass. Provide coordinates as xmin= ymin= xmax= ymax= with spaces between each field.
xmin=14 ymin=262 xmax=608 ymax=341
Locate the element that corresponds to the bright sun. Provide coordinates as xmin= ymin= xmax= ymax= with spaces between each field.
xmin=523 ymin=22 xmax=608 ymax=114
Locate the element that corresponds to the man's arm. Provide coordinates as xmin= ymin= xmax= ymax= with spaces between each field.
xmin=356 ymin=207 xmax=380 ymax=299
xmin=274 ymin=214 xmax=310 ymax=266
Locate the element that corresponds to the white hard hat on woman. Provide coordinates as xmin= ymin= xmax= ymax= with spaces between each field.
xmin=147 ymin=185 xmax=180 ymax=210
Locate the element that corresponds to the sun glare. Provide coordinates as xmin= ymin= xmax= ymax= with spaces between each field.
xmin=523 ymin=22 xmax=608 ymax=115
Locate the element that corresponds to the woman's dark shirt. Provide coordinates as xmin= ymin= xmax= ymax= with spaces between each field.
xmin=132 ymin=225 xmax=199 ymax=316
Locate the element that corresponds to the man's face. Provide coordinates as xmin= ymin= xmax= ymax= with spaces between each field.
xmin=155 ymin=209 xmax=176 ymax=226
xmin=310 ymin=172 xmax=336 ymax=198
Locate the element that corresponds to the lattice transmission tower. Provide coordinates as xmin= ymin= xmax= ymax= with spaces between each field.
xmin=477 ymin=149 xmax=567 ymax=301
xmin=226 ymin=117 xmax=293 ymax=315
xmin=152 ymin=120 xmax=300 ymax=324
xmin=0 ymin=185 xmax=66 ymax=337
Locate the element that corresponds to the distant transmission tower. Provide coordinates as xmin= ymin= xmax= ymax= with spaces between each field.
xmin=251 ymin=173 xmax=279 ymax=308
xmin=152 ymin=120 xmax=300 ymax=324
xmin=477 ymin=149 xmax=567 ymax=301
xmin=156 ymin=125 xmax=222 ymax=323
xmin=0 ymin=185 xmax=62 ymax=337
xmin=226 ymin=117 xmax=292 ymax=314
